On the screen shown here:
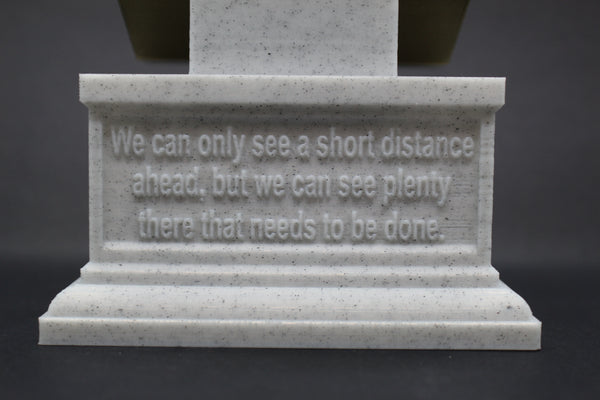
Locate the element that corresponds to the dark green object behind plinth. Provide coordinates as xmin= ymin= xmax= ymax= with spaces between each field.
xmin=398 ymin=0 xmax=469 ymax=64
xmin=118 ymin=0 xmax=469 ymax=64
xmin=118 ymin=0 xmax=189 ymax=60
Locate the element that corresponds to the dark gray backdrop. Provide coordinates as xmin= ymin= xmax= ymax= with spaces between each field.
xmin=2 ymin=0 xmax=598 ymax=269
xmin=1 ymin=2 xmax=599 ymax=400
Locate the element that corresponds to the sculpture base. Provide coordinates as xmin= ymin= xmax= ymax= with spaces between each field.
xmin=39 ymin=75 xmax=541 ymax=350
xmin=39 ymin=263 xmax=540 ymax=350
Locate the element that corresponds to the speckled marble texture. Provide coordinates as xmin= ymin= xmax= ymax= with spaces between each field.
xmin=39 ymin=0 xmax=540 ymax=351
xmin=189 ymin=0 xmax=398 ymax=75
xmin=40 ymin=278 xmax=539 ymax=349
xmin=39 ymin=75 xmax=541 ymax=349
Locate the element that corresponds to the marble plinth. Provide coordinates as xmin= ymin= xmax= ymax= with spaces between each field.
xmin=39 ymin=75 xmax=541 ymax=349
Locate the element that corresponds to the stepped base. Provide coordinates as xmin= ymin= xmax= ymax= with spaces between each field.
xmin=39 ymin=264 xmax=540 ymax=350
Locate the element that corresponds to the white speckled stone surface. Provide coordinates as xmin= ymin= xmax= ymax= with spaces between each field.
xmin=189 ymin=0 xmax=398 ymax=75
xmin=39 ymin=0 xmax=540 ymax=349
xmin=39 ymin=75 xmax=541 ymax=349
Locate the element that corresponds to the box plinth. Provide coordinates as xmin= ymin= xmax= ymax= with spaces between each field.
xmin=40 ymin=1 xmax=540 ymax=349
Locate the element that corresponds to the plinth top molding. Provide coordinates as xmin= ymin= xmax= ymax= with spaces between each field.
xmin=80 ymin=74 xmax=505 ymax=109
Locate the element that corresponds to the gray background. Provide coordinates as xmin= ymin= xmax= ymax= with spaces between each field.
xmin=1 ymin=2 xmax=599 ymax=399
xmin=1 ymin=0 xmax=598 ymax=269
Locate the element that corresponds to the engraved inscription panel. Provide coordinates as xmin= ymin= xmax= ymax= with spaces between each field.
xmin=97 ymin=108 xmax=482 ymax=266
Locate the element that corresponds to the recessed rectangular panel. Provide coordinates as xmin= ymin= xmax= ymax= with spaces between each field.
xmin=93 ymin=107 xmax=484 ymax=266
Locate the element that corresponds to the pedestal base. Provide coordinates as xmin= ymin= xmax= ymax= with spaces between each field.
xmin=40 ymin=75 xmax=541 ymax=349
xmin=39 ymin=263 xmax=540 ymax=349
